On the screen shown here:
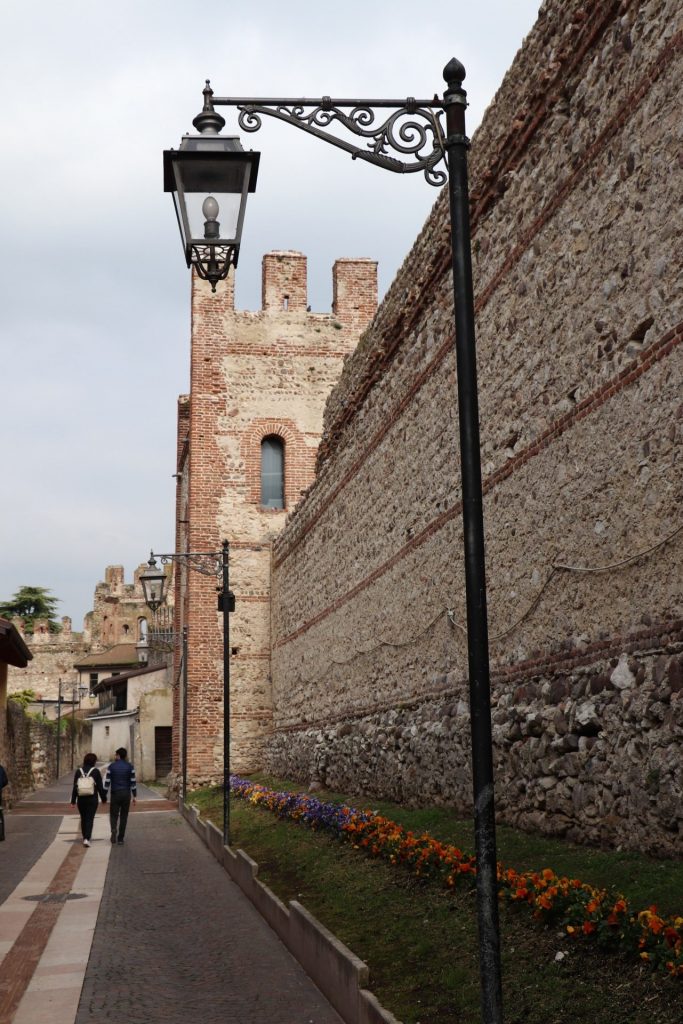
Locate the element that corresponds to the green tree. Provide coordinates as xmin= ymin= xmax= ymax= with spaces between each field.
xmin=0 ymin=586 xmax=61 ymax=633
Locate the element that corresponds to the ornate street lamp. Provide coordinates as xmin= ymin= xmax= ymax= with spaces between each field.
xmin=139 ymin=555 xmax=168 ymax=612
xmin=165 ymin=60 xmax=502 ymax=1023
xmin=142 ymin=544 xmax=234 ymax=844
xmin=163 ymin=82 xmax=260 ymax=292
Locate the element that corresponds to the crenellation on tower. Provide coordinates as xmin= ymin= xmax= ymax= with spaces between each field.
xmin=261 ymin=251 xmax=308 ymax=313
xmin=332 ymin=257 xmax=378 ymax=334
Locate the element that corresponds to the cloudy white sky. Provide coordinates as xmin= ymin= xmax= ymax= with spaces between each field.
xmin=0 ymin=0 xmax=540 ymax=629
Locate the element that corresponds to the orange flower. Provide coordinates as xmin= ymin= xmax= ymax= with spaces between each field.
xmin=582 ymin=920 xmax=597 ymax=936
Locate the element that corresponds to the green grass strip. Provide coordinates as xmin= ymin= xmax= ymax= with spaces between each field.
xmin=229 ymin=774 xmax=682 ymax=978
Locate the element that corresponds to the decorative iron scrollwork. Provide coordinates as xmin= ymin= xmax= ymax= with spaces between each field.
xmin=189 ymin=244 xmax=237 ymax=293
xmin=234 ymin=100 xmax=447 ymax=186
xmin=154 ymin=551 xmax=223 ymax=579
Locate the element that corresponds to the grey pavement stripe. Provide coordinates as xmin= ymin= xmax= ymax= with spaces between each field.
xmin=12 ymin=814 xmax=112 ymax=1024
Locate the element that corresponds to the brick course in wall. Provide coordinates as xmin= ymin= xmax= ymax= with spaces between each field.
xmin=266 ymin=0 xmax=683 ymax=856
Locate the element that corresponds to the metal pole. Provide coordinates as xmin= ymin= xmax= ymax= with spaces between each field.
xmin=71 ymin=686 xmax=76 ymax=769
xmin=443 ymin=58 xmax=503 ymax=1024
xmin=182 ymin=625 xmax=188 ymax=802
xmin=222 ymin=540 xmax=230 ymax=846
xmin=55 ymin=679 xmax=62 ymax=779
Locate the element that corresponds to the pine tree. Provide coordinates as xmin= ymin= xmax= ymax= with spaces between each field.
xmin=0 ymin=586 xmax=61 ymax=633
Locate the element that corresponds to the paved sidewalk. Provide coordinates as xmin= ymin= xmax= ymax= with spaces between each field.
xmin=1 ymin=774 xmax=344 ymax=1024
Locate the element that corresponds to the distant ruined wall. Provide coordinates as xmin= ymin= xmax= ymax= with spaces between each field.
xmin=267 ymin=0 xmax=683 ymax=855
xmin=7 ymin=566 xmax=161 ymax=703
xmin=89 ymin=564 xmax=158 ymax=650
xmin=6 ymin=618 xmax=90 ymax=701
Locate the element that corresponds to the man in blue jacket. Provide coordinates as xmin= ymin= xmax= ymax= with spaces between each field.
xmin=104 ymin=747 xmax=137 ymax=844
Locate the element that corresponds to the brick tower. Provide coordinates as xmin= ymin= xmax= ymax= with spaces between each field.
xmin=175 ymin=251 xmax=377 ymax=786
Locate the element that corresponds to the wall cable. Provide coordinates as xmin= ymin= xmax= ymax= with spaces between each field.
xmin=294 ymin=519 xmax=682 ymax=685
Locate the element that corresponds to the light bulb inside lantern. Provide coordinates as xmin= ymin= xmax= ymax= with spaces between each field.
xmin=202 ymin=196 xmax=219 ymax=221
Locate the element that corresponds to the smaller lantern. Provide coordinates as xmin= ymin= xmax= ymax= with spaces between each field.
xmin=140 ymin=555 xmax=167 ymax=612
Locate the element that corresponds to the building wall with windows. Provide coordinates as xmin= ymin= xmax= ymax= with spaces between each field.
xmin=178 ymin=251 xmax=377 ymax=785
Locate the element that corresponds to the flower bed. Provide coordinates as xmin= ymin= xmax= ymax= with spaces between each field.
xmin=229 ymin=775 xmax=683 ymax=978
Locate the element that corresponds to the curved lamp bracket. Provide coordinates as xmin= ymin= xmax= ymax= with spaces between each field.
xmin=212 ymin=96 xmax=448 ymax=186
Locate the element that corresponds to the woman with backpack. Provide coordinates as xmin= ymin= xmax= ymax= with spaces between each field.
xmin=70 ymin=752 xmax=107 ymax=847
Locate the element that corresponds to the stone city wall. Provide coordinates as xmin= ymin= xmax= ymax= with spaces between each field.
xmin=5 ymin=699 xmax=92 ymax=802
xmin=267 ymin=0 xmax=683 ymax=855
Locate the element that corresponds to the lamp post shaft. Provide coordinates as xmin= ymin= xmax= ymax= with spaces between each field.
xmin=443 ymin=60 xmax=503 ymax=1024
xmin=222 ymin=540 xmax=231 ymax=847
xmin=56 ymin=679 xmax=62 ymax=779
xmin=182 ymin=626 xmax=188 ymax=802
xmin=71 ymin=686 xmax=76 ymax=770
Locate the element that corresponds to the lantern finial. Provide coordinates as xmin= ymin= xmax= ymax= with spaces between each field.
xmin=192 ymin=80 xmax=226 ymax=135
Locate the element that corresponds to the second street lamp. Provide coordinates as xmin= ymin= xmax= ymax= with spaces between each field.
xmin=165 ymin=59 xmax=502 ymax=1024
xmin=142 ymin=544 xmax=234 ymax=845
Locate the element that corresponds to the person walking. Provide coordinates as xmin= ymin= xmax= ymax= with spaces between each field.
xmin=104 ymin=747 xmax=137 ymax=844
xmin=70 ymin=752 xmax=107 ymax=847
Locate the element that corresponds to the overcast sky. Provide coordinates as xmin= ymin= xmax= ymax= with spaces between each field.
xmin=0 ymin=0 xmax=540 ymax=630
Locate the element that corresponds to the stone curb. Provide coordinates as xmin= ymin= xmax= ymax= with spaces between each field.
xmin=181 ymin=800 xmax=401 ymax=1024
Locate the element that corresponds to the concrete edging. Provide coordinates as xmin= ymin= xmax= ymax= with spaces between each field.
xmin=180 ymin=800 xmax=401 ymax=1024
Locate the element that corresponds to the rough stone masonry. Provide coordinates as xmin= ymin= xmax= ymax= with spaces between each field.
xmin=265 ymin=0 xmax=683 ymax=856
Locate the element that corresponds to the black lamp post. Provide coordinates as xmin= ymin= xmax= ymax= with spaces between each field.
xmin=165 ymin=60 xmax=502 ymax=1024
xmin=55 ymin=678 xmax=63 ymax=778
xmin=141 ymin=545 xmax=234 ymax=845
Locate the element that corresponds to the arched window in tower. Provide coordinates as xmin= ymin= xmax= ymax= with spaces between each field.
xmin=261 ymin=435 xmax=285 ymax=509
xmin=138 ymin=617 xmax=148 ymax=641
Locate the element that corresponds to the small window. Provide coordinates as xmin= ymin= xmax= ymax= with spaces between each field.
xmin=261 ymin=436 xmax=284 ymax=509
xmin=89 ymin=672 xmax=98 ymax=689
xmin=138 ymin=617 xmax=148 ymax=641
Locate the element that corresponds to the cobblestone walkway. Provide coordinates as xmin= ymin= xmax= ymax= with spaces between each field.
xmin=76 ymin=813 xmax=343 ymax=1024
xmin=0 ymin=774 xmax=343 ymax=1024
